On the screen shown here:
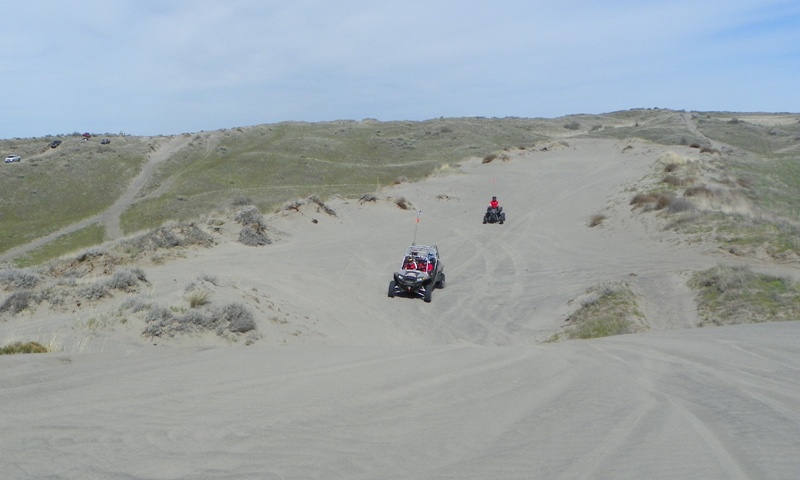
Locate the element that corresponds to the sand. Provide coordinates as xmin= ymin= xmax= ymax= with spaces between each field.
xmin=2 ymin=138 xmax=799 ymax=479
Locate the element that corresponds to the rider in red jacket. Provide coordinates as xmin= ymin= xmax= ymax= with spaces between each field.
xmin=489 ymin=196 xmax=499 ymax=210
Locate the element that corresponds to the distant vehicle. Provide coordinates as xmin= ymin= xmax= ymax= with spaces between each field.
xmin=483 ymin=206 xmax=505 ymax=224
xmin=100 ymin=139 xmax=111 ymax=145
xmin=50 ymin=140 xmax=62 ymax=148
xmin=4 ymin=155 xmax=21 ymax=163
xmin=388 ymin=244 xmax=445 ymax=302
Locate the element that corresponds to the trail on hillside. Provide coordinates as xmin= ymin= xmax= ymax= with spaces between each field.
xmin=0 ymin=135 xmax=193 ymax=263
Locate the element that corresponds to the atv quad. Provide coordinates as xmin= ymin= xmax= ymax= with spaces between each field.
xmin=483 ymin=207 xmax=505 ymax=224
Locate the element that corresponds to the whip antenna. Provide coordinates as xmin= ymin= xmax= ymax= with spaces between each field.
xmin=412 ymin=209 xmax=422 ymax=245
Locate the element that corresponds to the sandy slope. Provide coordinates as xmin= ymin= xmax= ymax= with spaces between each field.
xmin=2 ymin=138 xmax=799 ymax=479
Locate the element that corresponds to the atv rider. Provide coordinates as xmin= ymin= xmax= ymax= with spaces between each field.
xmin=487 ymin=196 xmax=502 ymax=214
xmin=404 ymin=256 xmax=418 ymax=271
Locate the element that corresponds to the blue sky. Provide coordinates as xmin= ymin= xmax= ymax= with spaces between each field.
xmin=2 ymin=0 xmax=798 ymax=138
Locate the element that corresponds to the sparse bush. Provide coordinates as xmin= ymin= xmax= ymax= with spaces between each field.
xmin=0 ymin=341 xmax=48 ymax=355
xmin=393 ymin=176 xmax=409 ymax=184
xmin=359 ymin=193 xmax=377 ymax=204
xmin=144 ymin=306 xmax=174 ymax=324
xmin=78 ymin=282 xmax=109 ymax=300
xmin=121 ymin=297 xmax=150 ymax=313
xmin=0 ymin=291 xmax=35 ymax=314
xmin=234 ymin=205 xmax=264 ymax=227
xmin=107 ymin=269 xmax=142 ymax=291
xmin=0 ymin=269 xmax=40 ymax=290
xmin=482 ymin=153 xmax=497 ymax=164
xmin=238 ymin=225 xmax=271 ymax=246
xmin=215 ymin=303 xmax=257 ymax=333
xmin=700 ymin=146 xmax=721 ymax=155
xmin=563 ymin=122 xmax=581 ymax=130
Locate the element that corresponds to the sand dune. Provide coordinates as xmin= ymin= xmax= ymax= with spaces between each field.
xmin=2 ymin=138 xmax=799 ymax=479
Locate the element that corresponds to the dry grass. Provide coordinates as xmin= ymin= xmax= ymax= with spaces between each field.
xmin=689 ymin=265 xmax=800 ymax=326
xmin=555 ymin=282 xmax=645 ymax=340
xmin=588 ymin=214 xmax=607 ymax=227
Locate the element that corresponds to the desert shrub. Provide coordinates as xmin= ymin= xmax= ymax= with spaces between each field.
xmin=214 ymin=303 xmax=257 ymax=333
xmin=144 ymin=306 xmax=173 ymax=324
xmin=126 ymin=222 xmax=213 ymax=253
xmin=689 ymin=143 xmax=701 ymax=148
xmin=563 ymin=122 xmax=580 ymax=130
xmin=359 ymin=193 xmax=377 ymax=204
xmin=106 ymin=269 xmax=142 ymax=291
xmin=0 ymin=341 xmax=48 ymax=355
xmin=121 ymin=297 xmax=150 ymax=313
xmin=663 ymin=162 xmax=680 ymax=173
xmin=393 ymin=176 xmax=409 ymax=184
xmin=482 ymin=153 xmax=497 ymax=164
xmin=0 ymin=269 xmax=40 ymax=290
xmin=78 ymin=282 xmax=109 ymax=300
xmin=0 ymin=291 xmax=35 ymax=314
xmin=234 ymin=205 xmax=264 ymax=227
xmin=238 ymin=225 xmax=271 ymax=246
xmin=700 ymin=146 xmax=721 ymax=155
xmin=178 ymin=309 xmax=214 ymax=329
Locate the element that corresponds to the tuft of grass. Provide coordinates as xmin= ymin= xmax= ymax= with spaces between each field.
xmin=689 ymin=265 xmax=800 ymax=326
xmin=0 ymin=341 xmax=49 ymax=355
xmin=186 ymin=288 xmax=211 ymax=308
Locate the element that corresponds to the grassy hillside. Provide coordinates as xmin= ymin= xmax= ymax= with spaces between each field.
xmin=2 ymin=110 xmax=799 ymax=264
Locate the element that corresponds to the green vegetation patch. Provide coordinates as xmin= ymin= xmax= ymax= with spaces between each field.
xmin=689 ymin=265 xmax=800 ymax=326
xmin=13 ymin=223 xmax=106 ymax=268
xmin=558 ymin=282 xmax=645 ymax=340
xmin=0 ymin=341 xmax=48 ymax=355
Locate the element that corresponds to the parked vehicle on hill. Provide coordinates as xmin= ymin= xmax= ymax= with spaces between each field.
xmin=4 ymin=155 xmax=21 ymax=163
xmin=388 ymin=244 xmax=445 ymax=303
xmin=50 ymin=140 xmax=62 ymax=148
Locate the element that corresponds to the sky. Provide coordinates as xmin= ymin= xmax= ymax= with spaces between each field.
xmin=2 ymin=0 xmax=799 ymax=139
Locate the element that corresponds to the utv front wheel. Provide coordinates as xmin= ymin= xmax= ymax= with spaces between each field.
xmin=424 ymin=286 xmax=433 ymax=303
xmin=388 ymin=280 xmax=396 ymax=298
